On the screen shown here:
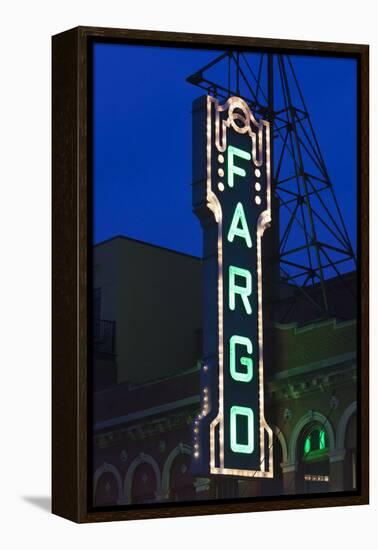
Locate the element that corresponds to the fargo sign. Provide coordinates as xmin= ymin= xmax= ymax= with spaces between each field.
xmin=192 ymin=96 xmax=273 ymax=477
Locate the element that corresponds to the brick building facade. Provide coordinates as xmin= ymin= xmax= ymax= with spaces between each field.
xmin=92 ymin=237 xmax=357 ymax=506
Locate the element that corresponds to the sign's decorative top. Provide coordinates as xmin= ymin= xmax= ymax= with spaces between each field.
xmin=192 ymin=95 xmax=273 ymax=478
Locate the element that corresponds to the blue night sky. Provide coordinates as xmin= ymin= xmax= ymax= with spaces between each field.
xmin=93 ymin=43 xmax=357 ymax=258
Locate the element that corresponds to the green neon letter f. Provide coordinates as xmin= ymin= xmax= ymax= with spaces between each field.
xmin=227 ymin=145 xmax=251 ymax=188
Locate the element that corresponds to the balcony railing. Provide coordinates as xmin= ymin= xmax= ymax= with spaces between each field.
xmin=93 ymin=319 xmax=116 ymax=354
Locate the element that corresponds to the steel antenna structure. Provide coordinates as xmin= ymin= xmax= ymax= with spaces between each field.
xmin=187 ymin=52 xmax=356 ymax=322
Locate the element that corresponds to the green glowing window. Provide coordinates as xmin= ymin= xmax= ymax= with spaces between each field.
xmin=304 ymin=428 xmax=328 ymax=454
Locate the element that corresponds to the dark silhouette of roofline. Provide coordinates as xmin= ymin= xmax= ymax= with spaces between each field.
xmin=94 ymin=234 xmax=202 ymax=261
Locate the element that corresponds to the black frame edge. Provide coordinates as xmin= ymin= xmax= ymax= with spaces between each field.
xmin=52 ymin=27 xmax=80 ymax=522
xmin=52 ymin=26 xmax=369 ymax=523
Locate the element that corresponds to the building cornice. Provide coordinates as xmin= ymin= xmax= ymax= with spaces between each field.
xmin=95 ymin=395 xmax=200 ymax=432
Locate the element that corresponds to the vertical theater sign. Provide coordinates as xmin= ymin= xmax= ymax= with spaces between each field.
xmin=193 ymin=95 xmax=273 ymax=478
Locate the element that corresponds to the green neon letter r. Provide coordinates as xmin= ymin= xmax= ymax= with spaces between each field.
xmin=229 ymin=265 xmax=252 ymax=315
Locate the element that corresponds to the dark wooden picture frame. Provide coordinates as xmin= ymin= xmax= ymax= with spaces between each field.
xmin=52 ymin=26 xmax=369 ymax=523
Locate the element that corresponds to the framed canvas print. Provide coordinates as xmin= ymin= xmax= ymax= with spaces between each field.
xmin=52 ymin=26 xmax=369 ymax=522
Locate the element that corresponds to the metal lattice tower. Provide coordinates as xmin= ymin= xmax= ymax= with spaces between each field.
xmin=187 ymin=52 xmax=356 ymax=322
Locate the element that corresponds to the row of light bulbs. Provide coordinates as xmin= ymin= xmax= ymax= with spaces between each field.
xmin=193 ymin=369 xmax=211 ymax=459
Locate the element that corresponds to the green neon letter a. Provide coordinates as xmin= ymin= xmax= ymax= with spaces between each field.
xmin=227 ymin=145 xmax=251 ymax=188
xmin=229 ymin=265 xmax=252 ymax=315
xmin=227 ymin=202 xmax=252 ymax=248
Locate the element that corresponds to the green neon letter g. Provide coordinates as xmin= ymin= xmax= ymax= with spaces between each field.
xmin=230 ymin=335 xmax=253 ymax=382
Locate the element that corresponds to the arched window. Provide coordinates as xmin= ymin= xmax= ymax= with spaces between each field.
xmin=169 ymin=453 xmax=195 ymax=502
xmin=94 ymin=471 xmax=120 ymax=506
xmin=299 ymin=425 xmax=330 ymax=493
xmin=303 ymin=427 xmax=328 ymax=456
xmin=262 ymin=432 xmax=284 ymax=496
xmin=131 ymin=463 xmax=157 ymax=504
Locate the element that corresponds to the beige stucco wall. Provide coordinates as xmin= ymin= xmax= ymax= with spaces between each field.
xmin=94 ymin=237 xmax=202 ymax=383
